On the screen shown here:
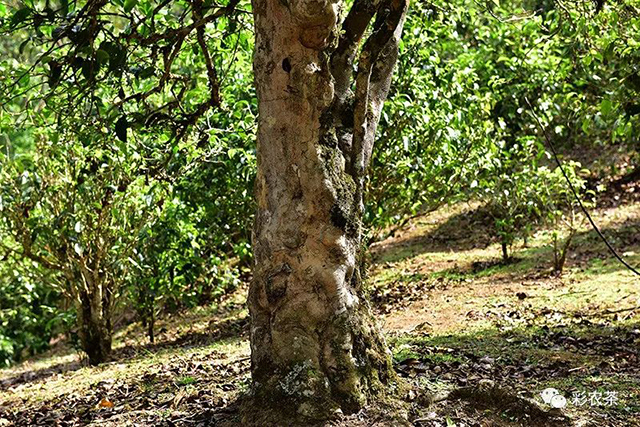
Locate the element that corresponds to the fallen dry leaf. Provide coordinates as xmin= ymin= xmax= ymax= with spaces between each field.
xmin=98 ymin=397 xmax=115 ymax=408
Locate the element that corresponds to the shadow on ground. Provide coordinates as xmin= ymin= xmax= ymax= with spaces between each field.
xmin=0 ymin=344 xmax=250 ymax=426
xmin=394 ymin=318 xmax=640 ymax=426
xmin=373 ymin=205 xmax=497 ymax=264
xmin=0 ymin=315 xmax=249 ymax=392
xmin=374 ymin=203 xmax=640 ymax=281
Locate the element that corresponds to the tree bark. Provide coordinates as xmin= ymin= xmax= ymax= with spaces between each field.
xmin=76 ymin=285 xmax=113 ymax=365
xmin=249 ymin=0 xmax=408 ymax=420
xmin=501 ymin=241 xmax=509 ymax=262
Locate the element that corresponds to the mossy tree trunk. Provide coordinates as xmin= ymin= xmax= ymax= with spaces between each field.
xmin=249 ymin=0 xmax=408 ymax=420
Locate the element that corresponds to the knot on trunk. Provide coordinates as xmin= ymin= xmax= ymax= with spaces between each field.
xmin=299 ymin=25 xmax=333 ymax=50
xmin=288 ymin=0 xmax=338 ymax=49
xmin=266 ymin=263 xmax=292 ymax=305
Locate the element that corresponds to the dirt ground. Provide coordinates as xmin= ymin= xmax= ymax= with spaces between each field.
xmin=1 ymin=197 xmax=639 ymax=426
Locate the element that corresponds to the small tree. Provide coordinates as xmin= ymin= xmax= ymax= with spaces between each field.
xmin=0 ymin=128 xmax=158 ymax=365
xmin=475 ymin=134 xmax=594 ymax=265
xmin=129 ymin=208 xmax=242 ymax=343
xmin=477 ymin=138 xmax=548 ymax=261
xmin=0 ymin=256 xmax=70 ymax=366
xmin=0 ymin=0 xmax=253 ymax=364
xmin=539 ymin=161 xmax=594 ymax=275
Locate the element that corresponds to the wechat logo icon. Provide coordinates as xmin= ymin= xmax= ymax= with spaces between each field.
xmin=540 ymin=388 xmax=567 ymax=409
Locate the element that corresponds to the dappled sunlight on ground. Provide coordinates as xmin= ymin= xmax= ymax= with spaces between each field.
xmin=370 ymin=200 xmax=640 ymax=426
xmin=370 ymin=200 xmax=640 ymax=335
xmin=1 ymin=200 xmax=638 ymax=425
xmin=0 ymin=288 xmax=251 ymax=425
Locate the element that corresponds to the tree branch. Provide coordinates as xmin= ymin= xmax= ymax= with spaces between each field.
xmin=350 ymin=0 xmax=409 ymax=181
xmin=330 ymin=0 xmax=379 ymax=103
xmin=2 ymin=237 xmax=67 ymax=273
xmin=192 ymin=0 xmax=228 ymax=108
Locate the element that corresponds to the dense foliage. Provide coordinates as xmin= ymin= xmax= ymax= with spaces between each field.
xmin=369 ymin=0 xmax=640 ymax=234
xmin=1 ymin=0 xmax=639 ymax=364
xmin=0 ymin=260 xmax=72 ymax=366
xmin=0 ymin=0 xmax=256 ymax=363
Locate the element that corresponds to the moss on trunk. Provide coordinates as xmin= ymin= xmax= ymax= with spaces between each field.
xmin=248 ymin=0 xmax=407 ymax=421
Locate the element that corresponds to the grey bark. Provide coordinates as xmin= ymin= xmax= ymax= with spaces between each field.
xmin=249 ymin=0 xmax=408 ymax=420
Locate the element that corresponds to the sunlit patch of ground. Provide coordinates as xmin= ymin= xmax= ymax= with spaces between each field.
xmin=371 ymin=200 xmax=640 ymax=426
xmin=370 ymin=201 xmax=640 ymax=333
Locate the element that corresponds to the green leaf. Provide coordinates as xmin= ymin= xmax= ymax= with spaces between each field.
xmin=19 ymin=38 xmax=30 ymax=54
xmin=96 ymin=49 xmax=110 ymax=65
xmin=105 ymin=43 xmax=126 ymax=72
xmin=600 ymin=99 xmax=612 ymax=116
xmin=10 ymin=7 xmax=31 ymax=28
xmin=59 ymin=0 xmax=68 ymax=16
xmin=137 ymin=66 xmax=155 ymax=79
xmin=115 ymin=116 xmax=128 ymax=143
xmin=123 ymin=0 xmax=138 ymax=12
xmin=48 ymin=61 xmax=62 ymax=88
xmin=81 ymin=60 xmax=97 ymax=81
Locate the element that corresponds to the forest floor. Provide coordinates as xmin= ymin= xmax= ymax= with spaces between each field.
xmin=1 ymin=190 xmax=639 ymax=426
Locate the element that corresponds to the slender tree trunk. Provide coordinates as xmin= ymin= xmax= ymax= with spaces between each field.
xmin=76 ymin=285 xmax=112 ymax=365
xmin=249 ymin=0 xmax=408 ymax=420
xmin=501 ymin=241 xmax=509 ymax=262
xmin=553 ymin=228 xmax=575 ymax=275
xmin=148 ymin=302 xmax=155 ymax=344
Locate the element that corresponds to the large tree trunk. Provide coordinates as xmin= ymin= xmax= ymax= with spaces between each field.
xmin=249 ymin=0 xmax=408 ymax=420
xmin=76 ymin=285 xmax=112 ymax=366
